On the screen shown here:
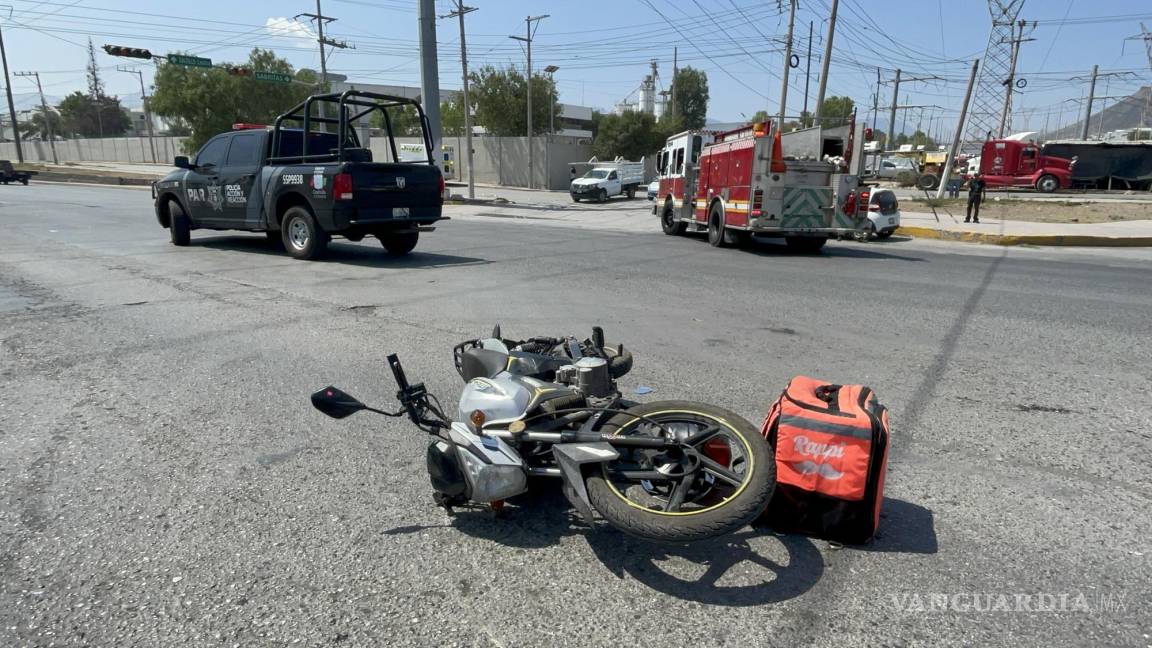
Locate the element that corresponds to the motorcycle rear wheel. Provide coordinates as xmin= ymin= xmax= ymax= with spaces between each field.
xmin=585 ymin=400 xmax=775 ymax=543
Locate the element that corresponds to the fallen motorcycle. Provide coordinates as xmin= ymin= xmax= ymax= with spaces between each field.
xmin=311 ymin=326 xmax=775 ymax=542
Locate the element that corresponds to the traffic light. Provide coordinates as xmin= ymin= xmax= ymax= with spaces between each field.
xmin=226 ymin=66 xmax=252 ymax=77
xmin=102 ymin=45 xmax=152 ymax=59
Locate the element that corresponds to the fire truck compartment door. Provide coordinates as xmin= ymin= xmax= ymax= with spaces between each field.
xmin=780 ymin=186 xmax=832 ymax=229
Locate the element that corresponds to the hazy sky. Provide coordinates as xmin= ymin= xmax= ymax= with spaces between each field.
xmin=2 ymin=0 xmax=1150 ymax=138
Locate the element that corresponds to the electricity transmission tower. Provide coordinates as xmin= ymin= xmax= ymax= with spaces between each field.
xmin=959 ymin=0 xmax=1024 ymax=154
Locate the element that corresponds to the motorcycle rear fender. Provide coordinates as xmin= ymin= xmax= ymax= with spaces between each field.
xmin=552 ymin=442 xmax=620 ymax=524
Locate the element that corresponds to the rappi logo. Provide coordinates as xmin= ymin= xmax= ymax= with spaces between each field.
xmin=789 ymin=435 xmax=846 ymax=479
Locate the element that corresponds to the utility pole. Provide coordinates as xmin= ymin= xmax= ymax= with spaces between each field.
xmin=15 ymin=71 xmax=56 ymax=164
xmin=813 ymin=0 xmax=839 ymax=126
xmin=936 ymin=59 xmax=980 ymax=199
xmin=0 ymin=16 xmax=23 ymax=162
xmin=886 ymin=69 xmax=901 ymax=151
xmin=778 ymin=0 xmax=797 ymax=128
xmin=802 ymin=20 xmax=813 ymax=117
xmin=444 ymin=1 xmax=477 ymax=199
xmin=670 ymin=47 xmax=678 ymax=121
xmin=998 ymin=18 xmax=1034 ymax=138
xmin=509 ymin=14 xmax=548 ymax=189
xmin=872 ymin=66 xmax=880 ymax=133
xmin=544 ymin=64 xmax=558 ymax=191
xmin=117 ymin=66 xmax=157 ymax=163
xmin=1080 ymin=64 xmax=1098 ymax=140
xmin=296 ymin=1 xmax=352 ymax=129
xmin=417 ymin=0 xmax=443 ymax=176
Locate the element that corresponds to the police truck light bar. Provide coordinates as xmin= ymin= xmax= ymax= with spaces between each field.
xmin=103 ymin=45 xmax=152 ymax=59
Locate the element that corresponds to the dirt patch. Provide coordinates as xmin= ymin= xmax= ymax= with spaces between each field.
xmin=906 ymin=198 xmax=1152 ymax=224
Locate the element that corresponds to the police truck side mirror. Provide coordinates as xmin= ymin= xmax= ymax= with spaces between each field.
xmin=173 ymin=156 xmax=192 ymax=169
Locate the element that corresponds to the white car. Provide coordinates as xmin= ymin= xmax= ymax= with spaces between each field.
xmin=646 ymin=180 xmax=660 ymax=200
xmin=863 ymin=188 xmax=900 ymax=239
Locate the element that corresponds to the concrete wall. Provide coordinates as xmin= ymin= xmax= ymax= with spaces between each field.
xmin=2 ymin=133 xmax=596 ymax=190
xmin=0 ymin=136 xmax=188 ymax=165
xmin=370 ymin=135 xmax=595 ymax=190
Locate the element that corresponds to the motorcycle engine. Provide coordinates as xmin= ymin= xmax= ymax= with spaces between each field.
xmin=556 ymin=357 xmax=614 ymax=399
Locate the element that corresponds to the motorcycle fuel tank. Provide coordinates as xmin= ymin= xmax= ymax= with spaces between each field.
xmin=458 ymin=375 xmax=535 ymax=426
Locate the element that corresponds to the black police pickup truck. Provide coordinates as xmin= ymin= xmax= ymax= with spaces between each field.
xmin=152 ymin=91 xmax=444 ymax=259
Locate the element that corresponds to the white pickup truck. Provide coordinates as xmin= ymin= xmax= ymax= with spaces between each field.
xmin=570 ymin=160 xmax=645 ymax=202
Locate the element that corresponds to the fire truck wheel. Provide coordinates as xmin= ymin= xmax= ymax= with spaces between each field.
xmin=707 ymin=206 xmax=730 ymax=248
xmin=1036 ymin=174 xmax=1059 ymax=193
xmin=785 ymin=236 xmax=828 ymax=253
xmin=661 ymin=202 xmax=687 ymax=235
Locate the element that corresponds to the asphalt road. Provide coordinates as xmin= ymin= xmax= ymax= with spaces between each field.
xmin=2 ymin=184 xmax=1150 ymax=648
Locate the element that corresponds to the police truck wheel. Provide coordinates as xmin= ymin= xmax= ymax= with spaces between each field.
xmin=281 ymin=206 xmax=328 ymax=260
xmin=661 ymin=202 xmax=686 ymax=236
xmin=169 ymin=201 xmax=191 ymax=247
xmin=707 ymin=205 xmax=729 ymax=248
xmin=380 ymin=231 xmax=419 ymax=255
xmin=1036 ymin=174 xmax=1059 ymax=193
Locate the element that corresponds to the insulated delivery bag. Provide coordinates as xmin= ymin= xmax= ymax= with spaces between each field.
xmin=760 ymin=376 xmax=890 ymax=544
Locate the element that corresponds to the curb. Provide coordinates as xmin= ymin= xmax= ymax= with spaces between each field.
xmin=897 ymin=225 xmax=1152 ymax=247
xmin=19 ymin=171 xmax=156 ymax=186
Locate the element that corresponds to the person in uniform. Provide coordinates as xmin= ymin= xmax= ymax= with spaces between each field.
xmin=965 ymin=172 xmax=987 ymax=223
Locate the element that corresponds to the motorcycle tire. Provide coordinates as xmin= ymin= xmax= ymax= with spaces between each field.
xmin=585 ymin=400 xmax=775 ymax=543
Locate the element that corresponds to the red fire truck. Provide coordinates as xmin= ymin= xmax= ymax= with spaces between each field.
xmin=653 ymin=122 xmax=868 ymax=251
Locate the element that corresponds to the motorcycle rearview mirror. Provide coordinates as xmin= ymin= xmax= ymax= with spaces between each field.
xmin=311 ymin=386 xmax=368 ymax=419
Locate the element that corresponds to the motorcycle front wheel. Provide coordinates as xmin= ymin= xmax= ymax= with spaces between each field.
xmin=585 ymin=400 xmax=775 ymax=543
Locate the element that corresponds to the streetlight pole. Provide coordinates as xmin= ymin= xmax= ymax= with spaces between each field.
xmin=510 ymin=14 xmax=548 ymax=189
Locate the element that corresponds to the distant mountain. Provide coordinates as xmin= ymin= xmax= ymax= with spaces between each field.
xmin=11 ymin=92 xmax=62 ymax=111
xmin=1044 ymin=86 xmax=1151 ymax=140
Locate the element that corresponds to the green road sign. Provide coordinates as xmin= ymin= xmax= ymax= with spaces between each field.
xmin=167 ymin=54 xmax=212 ymax=68
xmin=254 ymin=71 xmax=292 ymax=84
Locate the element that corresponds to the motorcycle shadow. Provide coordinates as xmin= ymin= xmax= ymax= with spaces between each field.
xmin=446 ymin=483 xmax=826 ymax=607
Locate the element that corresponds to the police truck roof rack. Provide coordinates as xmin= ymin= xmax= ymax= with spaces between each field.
xmin=268 ymin=90 xmax=435 ymax=167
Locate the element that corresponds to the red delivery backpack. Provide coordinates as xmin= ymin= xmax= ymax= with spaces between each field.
xmin=759 ymin=376 xmax=890 ymax=544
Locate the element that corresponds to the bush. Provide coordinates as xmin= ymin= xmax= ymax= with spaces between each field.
xmin=895 ymin=171 xmax=918 ymax=187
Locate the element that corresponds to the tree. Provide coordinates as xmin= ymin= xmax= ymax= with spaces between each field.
xmin=670 ymin=67 xmax=709 ymax=129
xmin=592 ymin=110 xmax=667 ymax=161
xmin=784 ymin=111 xmax=814 ymax=131
xmin=151 ymin=49 xmax=316 ymax=153
xmin=57 ymin=92 xmax=130 ymax=137
xmin=590 ymin=109 xmax=605 ymax=138
xmin=440 ymin=97 xmax=465 ymax=136
xmin=468 ymin=65 xmax=558 ymax=136
xmin=24 ymin=109 xmax=63 ymax=140
xmin=818 ymin=96 xmax=854 ymax=127
xmin=86 ymin=38 xmax=105 ymax=98
xmin=750 ymin=110 xmax=770 ymax=124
